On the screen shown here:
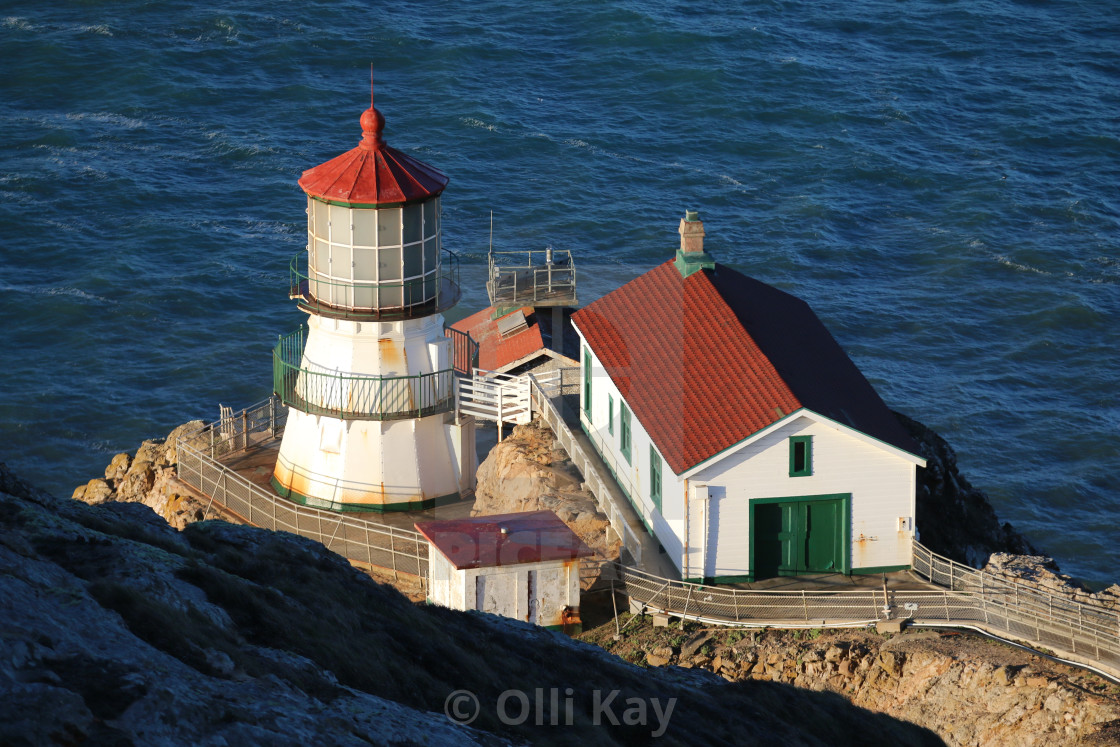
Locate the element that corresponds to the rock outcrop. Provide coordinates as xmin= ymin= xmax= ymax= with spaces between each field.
xmin=1 ymin=463 xmax=942 ymax=745
xmin=474 ymin=419 xmax=620 ymax=569
xmin=898 ymin=411 xmax=1037 ymax=566
xmin=583 ymin=617 xmax=1120 ymax=746
xmin=71 ymin=421 xmax=211 ymax=530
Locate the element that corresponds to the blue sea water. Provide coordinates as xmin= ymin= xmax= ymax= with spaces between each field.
xmin=2 ymin=1 xmax=1117 ymax=582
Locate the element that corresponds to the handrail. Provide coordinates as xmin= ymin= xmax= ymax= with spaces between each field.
xmin=289 ymin=248 xmax=461 ymax=318
xmin=176 ymin=402 xmax=429 ymax=583
xmin=272 ymin=327 xmax=455 ymax=421
xmin=444 ymin=326 xmax=479 ymax=377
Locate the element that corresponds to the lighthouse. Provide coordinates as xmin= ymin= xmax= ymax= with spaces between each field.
xmin=271 ymin=101 xmax=476 ymax=512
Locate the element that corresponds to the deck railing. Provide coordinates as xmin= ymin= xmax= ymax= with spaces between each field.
xmin=272 ymin=327 xmax=455 ymax=421
xmin=177 ymin=397 xmax=1120 ymax=678
xmin=486 ymin=248 xmax=576 ymax=307
xmin=619 ymin=543 xmax=1120 ymax=678
xmin=176 ymin=399 xmax=429 ymax=581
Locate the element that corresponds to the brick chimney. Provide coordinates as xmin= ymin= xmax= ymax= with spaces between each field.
xmin=674 ymin=210 xmax=715 ymax=278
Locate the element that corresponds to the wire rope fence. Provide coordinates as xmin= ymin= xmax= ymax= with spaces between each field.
xmin=176 ymin=398 xmax=429 ymax=583
xmin=177 ymin=395 xmax=1120 ymax=677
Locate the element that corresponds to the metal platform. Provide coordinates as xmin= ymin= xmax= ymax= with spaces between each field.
xmin=486 ymin=248 xmax=577 ymax=308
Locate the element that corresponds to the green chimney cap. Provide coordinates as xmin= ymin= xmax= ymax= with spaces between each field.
xmin=685 ymin=210 xmax=700 ymax=222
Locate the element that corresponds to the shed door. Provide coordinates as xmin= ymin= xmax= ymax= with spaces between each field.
xmin=753 ymin=496 xmax=847 ymax=579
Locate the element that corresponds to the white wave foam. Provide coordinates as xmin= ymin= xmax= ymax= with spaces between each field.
xmin=81 ymin=24 xmax=113 ymax=36
xmin=461 ymin=117 xmax=497 ymax=132
xmin=44 ymin=286 xmax=115 ymax=304
xmin=3 ymin=16 xmax=32 ymax=30
xmin=993 ymin=254 xmax=1051 ymax=277
xmin=65 ymin=112 xmax=146 ymax=130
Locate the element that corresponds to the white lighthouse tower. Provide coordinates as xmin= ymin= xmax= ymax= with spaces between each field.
xmin=271 ymin=102 xmax=476 ymax=512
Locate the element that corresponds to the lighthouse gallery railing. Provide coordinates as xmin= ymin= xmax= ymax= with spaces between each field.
xmin=272 ymin=326 xmax=456 ymax=421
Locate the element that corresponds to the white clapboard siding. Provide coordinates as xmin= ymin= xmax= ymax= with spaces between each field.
xmin=691 ymin=415 xmax=916 ymax=570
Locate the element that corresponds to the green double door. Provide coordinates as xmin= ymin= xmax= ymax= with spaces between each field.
xmin=753 ymin=495 xmax=848 ymax=579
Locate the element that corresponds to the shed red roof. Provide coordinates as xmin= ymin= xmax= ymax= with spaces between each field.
xmin=298 ymin=106 xmax=448 ymax=206
xmin=415 ymin=511 xmax=594 ymax=570
xmin=451 ymin=306 xmax=546 ymax=371
xmin=571 ymin=261 xmax=919 ymax=474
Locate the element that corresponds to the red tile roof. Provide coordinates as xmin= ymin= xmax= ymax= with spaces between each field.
xmin=415 ymin=511 xmax=594 ymax=570
xmin=451 ymin=306 xmax=546 ymax=372
xmin=571 ymin=261 xmax=919 ymax=474
xmin=299 ymin=107 xmax=448 ymax=206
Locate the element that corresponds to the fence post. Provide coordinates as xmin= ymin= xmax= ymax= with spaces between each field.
xmin=801 ymin=590 xmax=808 ymax=623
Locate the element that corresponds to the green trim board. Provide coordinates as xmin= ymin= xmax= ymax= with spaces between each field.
xmin=680 ymin=406 xmax=925 ymax=478
xmin=789 ymin=435 xmax=812 ymax=477
xmin=749 ymin=493 xmax=851 ymax=579
xmin=619 ymin=401 xmax=632 ymax=463
xmin=649 ymin=444 xmax=662 ymax=513
xmin=608 ymin=393 xmax=614 ymax=435
xmin=582 ymin=347 xmax=592 ymax=417
xmin=271 ymin=475 xmax=462 ymax=513
xmin=308 ymin=194 xmax=421 ymax=210
xmin=579 ymin=418 xmax=654 ymax=535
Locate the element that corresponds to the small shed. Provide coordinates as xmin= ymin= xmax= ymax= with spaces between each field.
xmin=415 ymin=511 xmax=594 ymax=631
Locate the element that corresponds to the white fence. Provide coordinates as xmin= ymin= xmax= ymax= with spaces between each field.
xmin=459 ymin=369 xmax=532 ymax=430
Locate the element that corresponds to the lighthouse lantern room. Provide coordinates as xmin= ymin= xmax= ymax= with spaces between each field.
xmin=271 ymin=102 xmax=476 ymax=512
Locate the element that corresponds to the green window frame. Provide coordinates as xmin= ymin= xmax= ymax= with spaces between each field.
xmin=620 ymin=401 xmax=632 ymax=463
xmin=649 ymin=444 xmax=662 ymax=513
xmin=789 ymin=436 xmax=812 ymax=477
xmin=582 ymin=347 xmax=592 ymax=417
xmin=608 ymin=394 xmax=614 ymax=435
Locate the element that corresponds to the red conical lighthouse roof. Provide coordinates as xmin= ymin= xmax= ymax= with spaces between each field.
xmin=298 ymin=105 xmax=449 ymax=206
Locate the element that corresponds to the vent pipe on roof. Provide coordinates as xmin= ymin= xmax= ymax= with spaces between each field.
xmin=675 ymin=210 xmax=716 ymax=278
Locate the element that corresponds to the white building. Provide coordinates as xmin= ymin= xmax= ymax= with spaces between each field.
xmin=416 ymin=511 xmax=593 ymax=632
xmin=570 ymin=212 xmax=926 ymax=582
xmin=270 ymin=103 xmax=476 ymax=512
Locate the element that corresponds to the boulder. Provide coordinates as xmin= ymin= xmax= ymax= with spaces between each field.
xmin=473 ymin=419 xmax=620 ymax=576
xmin=104 ymin=453 xmax=131 ymax=483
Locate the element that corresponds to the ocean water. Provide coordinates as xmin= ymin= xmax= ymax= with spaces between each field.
xmin=2 ymin=1 xmax=1117 ymax=582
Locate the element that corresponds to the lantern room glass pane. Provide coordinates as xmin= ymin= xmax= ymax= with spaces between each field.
xmin=353 ymin=283 xmax=375 ymax=309
xmin=423 ymin=237 xmax=438 ymax=273
xmin=332 ymin=244 xmax=351 ymax=280
xmin=403 ymin=244 xmax=422 ymax=279
xmin=353 ymin=247 xmax=376 ymax=282
xmin=403 ymin=204 xmax=423 ymax=245
xmin=353 ymin=210 xmax=376 ymax=247
xmin=379 ymin=246 xmax=401 ymax=281
xmin=377 ymin=208 xmax=401 ymax=246
xmin=313 ymin=199 xmax=329 ymax=239
xmin=423 ymin=200 xmax=436 ymax=235
xmin=381 ymin=285 xmax=402 ymax=308
xmin=312 ymin=239 xmax=329 ymax=274
xmin=328 ymin=204 xmax=350 ymax=244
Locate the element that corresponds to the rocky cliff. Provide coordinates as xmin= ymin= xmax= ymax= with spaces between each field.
xmin=71 ymin=420 xmax=211 ymax=530
xmin=895 ymin=411 xmax=1037 ymax=566
xmin=581 ymin=616 xmax=1120 ymax=746
xmin=2 ymin=463 xmax=941 ymax=745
